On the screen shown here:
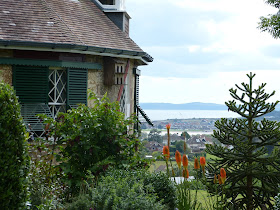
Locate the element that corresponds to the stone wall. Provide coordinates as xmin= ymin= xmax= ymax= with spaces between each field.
xmin=86 ymin=55 xmax=137 ymax=116
xmin=0 ymin=65 xmax=12 ymax=85
xmin=0 ymin=49 xmax=13 ymax=85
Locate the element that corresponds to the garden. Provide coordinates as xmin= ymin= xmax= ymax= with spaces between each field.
xmin=2 ymin=73 xmax=280 ymax=209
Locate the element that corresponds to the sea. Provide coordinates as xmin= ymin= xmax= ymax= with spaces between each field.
xmin=144 ymin=110 xmax=239 ymax=121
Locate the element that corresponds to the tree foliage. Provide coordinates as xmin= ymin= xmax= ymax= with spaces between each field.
xmin=206 ymin=73 xmax=280 ymax=209
xmin=258 ymin=0 xmax=280 ymax=38
xmin=181 ymin=131 xmax=191 ymax=140
xmin=0 ymin=83 xmax=30 ymax=209
xmin=148 ymin=129 xmax=163 ymax=143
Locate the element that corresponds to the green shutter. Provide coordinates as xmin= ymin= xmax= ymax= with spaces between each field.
xmin=13 ymin=65 xmax=49 ymax=103
xmin=67 ymin=68 xmax=88 ymax=107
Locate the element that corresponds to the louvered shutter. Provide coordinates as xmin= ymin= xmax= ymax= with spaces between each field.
xmin=67 ymin=68 xmax=88 ymax=107
xmin=13 ymin=65 xmax=49 ymax=103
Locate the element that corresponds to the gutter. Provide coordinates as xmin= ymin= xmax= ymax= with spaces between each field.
xmin=0 ymin=40 xmax=153 ymax=64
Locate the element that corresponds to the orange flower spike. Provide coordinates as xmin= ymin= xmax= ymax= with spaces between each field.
xmin=182 ymin=154 xmax=188 ymax=169
xmin=162 ymin=146 xmax=170 ymax=160
xmin=220 ymin=168 xmax=226 ymax=184
xmin=200 ymin=157 xmax=206 ymax=167
xmin=200 ymin=156 xmax=206 ymax=175
xmin=194 ymin=158 xmax=200 ymax=170
xmin=175 ymin=150 xmax=182 ymax=169
xmin=166 ymin=123 xmax=171 ymax=130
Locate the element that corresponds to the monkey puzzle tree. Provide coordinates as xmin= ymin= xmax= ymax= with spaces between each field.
xmin=206 ymin=73 xmax=280 ymax=209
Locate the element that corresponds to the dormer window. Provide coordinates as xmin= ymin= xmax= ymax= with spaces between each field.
xmin=99 ymin=0 xmax=115 ymax=5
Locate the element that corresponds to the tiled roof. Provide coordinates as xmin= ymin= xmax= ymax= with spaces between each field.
xmin=0 ymin=0 xmax=143 ymax=53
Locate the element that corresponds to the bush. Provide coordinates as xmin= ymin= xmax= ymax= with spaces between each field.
xmin=0 ymin=83 xmax=30 ymax=209
xmin=40 ymin=92 xmax=150 ymax=195
xmin=89 ymin=170 xmax=165 ymax=210
xmin=143 ymin=171 xmax=177 ymax=209
xmin=104 ymin=169 xmax=176 ymax=209
xmin=28 ymin=139 xmax=66 ymax=209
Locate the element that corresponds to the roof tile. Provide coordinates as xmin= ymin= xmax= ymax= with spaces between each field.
xmin=0 ymin=0 xmax=143 ymax=52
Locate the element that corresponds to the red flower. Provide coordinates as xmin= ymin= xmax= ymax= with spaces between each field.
xmin=220 ymin=168 xmax=226 ymax=184
xmin=162 ymin=146 xmax=170 ymax=160
xmin=175 ymin=150 xmax=181 ymax=169
xmin=182 ymin=154 xmax=188 ymax=169
xmin=194 ymin=158 xmax=200 ymax=169
xmin=200 ymin=157 xmax=206 ymax=167
xmin=166 ymin=124 xmax=171 ymax=130
xmin=200 ymin=156 xmax=206 ymax=174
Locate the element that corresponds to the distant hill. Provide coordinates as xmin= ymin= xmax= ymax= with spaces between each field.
xmin=140 ymin=102 xmax=228 ymax=110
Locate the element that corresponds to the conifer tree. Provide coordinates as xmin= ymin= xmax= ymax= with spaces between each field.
xmin=206 ymin=73 xmax=280 ymax=209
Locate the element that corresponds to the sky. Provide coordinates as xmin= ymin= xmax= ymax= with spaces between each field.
xmin=126 ymin=0 xmax=280 ymax=105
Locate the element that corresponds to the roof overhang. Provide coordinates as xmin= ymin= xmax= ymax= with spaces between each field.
xmin=0 ymin=40 xmax=153 ymax=65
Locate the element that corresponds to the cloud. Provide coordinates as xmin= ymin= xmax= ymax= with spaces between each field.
xmin=126 ymin=0 xmax=280 ymax=103
xmin=140 ymin=71 xmax=280 ymax=104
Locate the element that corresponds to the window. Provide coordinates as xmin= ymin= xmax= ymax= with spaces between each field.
xmin=48 ymin=68 xmax=67 ymax=116
xmin=99 ymin=0 xmax=115 ymax=5
xmin=13 ymin=65 xmax=88 ymax=135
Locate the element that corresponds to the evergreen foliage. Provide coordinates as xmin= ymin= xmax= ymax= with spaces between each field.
xmin=258 ymin=0 xmax=280 ymax=38
xmin=0 ymin=83 xmax=30 ymax=209
xmin=206 ymin=73 xmax=280 ymax=209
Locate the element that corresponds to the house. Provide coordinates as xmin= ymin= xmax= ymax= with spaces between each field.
xmin=162 ymin=133 xmax=184 ymax=145
xmin=144 ymin=141 xmax=163 ymax=153
xmin=0 ymin=0 xmax=153 ymax=136
xmin=187 ymin=135 xmax=213 ymax=153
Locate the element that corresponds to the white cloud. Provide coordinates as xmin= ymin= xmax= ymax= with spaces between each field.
xmin=140 ymin=71 xmax=280 ymax=104
xmin=127 ymin=0 xmax=280 ymax=104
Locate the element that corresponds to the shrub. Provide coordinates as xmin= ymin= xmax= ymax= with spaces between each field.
xmin=89 ymin=170 xmax=165 ymax=210
xmin=103 ymin=169 xmax=176 ymax=209
xmin=0 ymin=83 xmax=30 ymax=209
xmin=64 ymin=194 xmax=92 ymax=210
xmin=40 ymin=92 xmax=150 ymax=195
xmin=143 ymin=171 xmax=176 ymax=209
xmin=28 ymin=139 xmax=67 ymax=209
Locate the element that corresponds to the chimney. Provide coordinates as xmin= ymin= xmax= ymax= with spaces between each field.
xmin=94 ymin=0 xmax=130 ymax=36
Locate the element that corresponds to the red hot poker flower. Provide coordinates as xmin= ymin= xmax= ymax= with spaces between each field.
xmin=220 ymin=168 xmax=226 ymax=184
xmin=194 ymin=158 xmax=200 ymax=170
xmin=175 ymin=150 xmax=181 ymax=169
xmin=200 ymin=157 xmax=206 ymax=166
xmin=182 ymin=154 xmax=188 ymax=169
xmin=200 ymin=156 xmax=206 ymax=175
xmin=166 ymin=124 xmax=171 ymax=130
xmin=162 ymin=146 xmax=170 ymax=160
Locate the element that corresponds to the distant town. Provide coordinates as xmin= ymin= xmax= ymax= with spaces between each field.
xmin=141 ymin=118 xmax=217 ymax=132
